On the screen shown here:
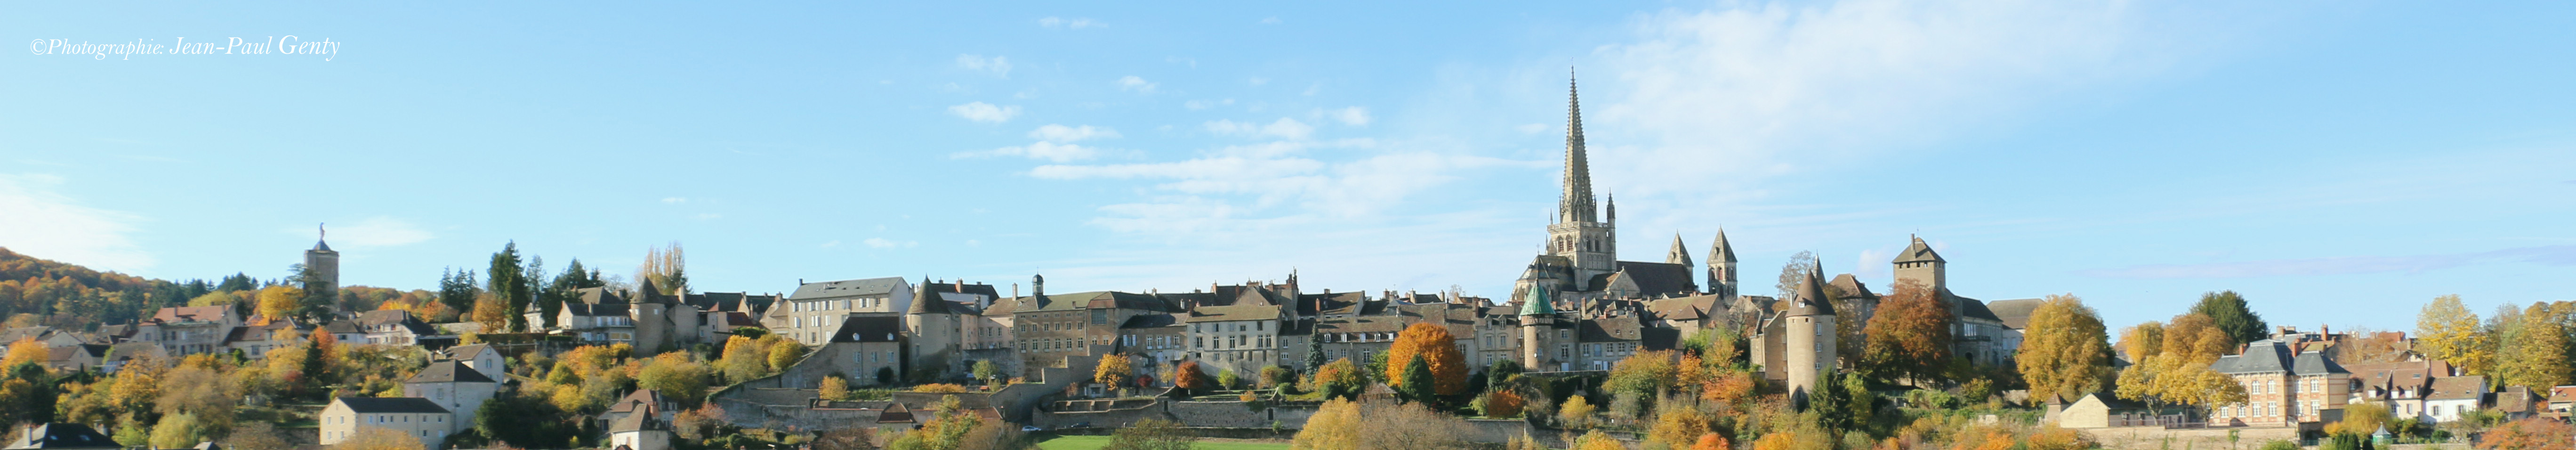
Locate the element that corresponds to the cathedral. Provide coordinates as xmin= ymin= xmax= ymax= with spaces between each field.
xmin=1507 ymin=74 xmax=2027 ymax=385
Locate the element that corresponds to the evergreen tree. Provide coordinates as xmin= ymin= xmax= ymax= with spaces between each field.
xmin=1305 ymin=333 xmax=1326 ymax=371
xmin=486 ymin=242 xmax=529 ymax=332
xmin=2190 ymin=291 xmax=2269 ymax=345
xmin=437 ymin=268 xmax=480 ymax=319
xmin=1399 ymin=357 xmax=1434 ymax=405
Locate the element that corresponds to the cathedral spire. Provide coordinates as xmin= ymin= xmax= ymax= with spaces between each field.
xmin=1559 ymin=70 xmax=1597 ymax=224
xmin=1665 ymin=233 xmax=1692 ymax=268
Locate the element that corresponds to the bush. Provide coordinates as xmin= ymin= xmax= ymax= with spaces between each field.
xmin=2257 ymin=439 xmax=2300 ymax=450
xmin=1103 ymin=419 xmax=1196 ymax=450
xmin=913 ymin=384 xmax=969 ymax=393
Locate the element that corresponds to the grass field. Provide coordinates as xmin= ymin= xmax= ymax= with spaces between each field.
xmin=1032 ymin=434 xmax=1292 ymax=450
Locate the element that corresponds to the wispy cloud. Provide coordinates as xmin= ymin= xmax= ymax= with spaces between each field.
xmin=1038 ymin=17 xmax=1105 ymax=29
xmin=1184 ymin=98 xmax=1233 ymax=110
xmin=0 ymin=174 xmax=151 ymax=271
xmin=956 ymin=54 xmax=1012 ymax=78
xmin=954 ymin=124 xmax=1125 ymax=162
xmin=863 ymin=237 xmax=918 ymax=248
xmin=1117 ymin=76 xmax=1158 ymax=94
xmin=1029 ymin=124 xmax=1120 ymax=143
xmin=2079 ymin=245 xmax=2576 ymax=279
xmin=1205 ymin=118 xmax=1313 ymax=140
xmin=1327 ymin=107 xmax=1371 ymax=126
xmin=947 ymin=102 xmax=1022 ymax=123
xmin=661 ymin=197 xmax=687 ymax=204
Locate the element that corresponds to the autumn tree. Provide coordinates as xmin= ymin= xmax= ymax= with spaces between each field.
xmin=2115 ymin=313 xmax=2248 ymax=413
xmin=766 ymin=341 xmax=809 ymax=372
xmin=2117 ymin=321 xmax=2165 ymax=362
xmin=1291 ymin=398 xmax=1362 ymax=450
xmin=2189 ymin=291 xmax=2269 ymax=346
xmin=1863 ymin=279 xmax=1953 ymax=385
xmin=638 ymin=242 xmax=688 ymax=296
xmin=1312 ymin=358 xmax=1363 ymax=400
xmin=1093 ymin=354 xmax=1134 ymax=386
xmin=637 ymin=352 xmax=712 ymax=405
xmin=470 ymin=294 xmax=510 ymax=333
xmin=254 ymin=285 xmax=305 ymax=324
xmin=718 ymin=335 xmax=774 ymax=383
xmin=2476 ymin=417 xmax=2574 ymax=450
xmin=2417 ymin=295 xmax=2491 ymax=376
xmin=0 ymin=337 xmax=45 ymax=368
xmin=818 ymin=376 xmax=849 ymax=401
xmin=1385 ymin=322 xmax=1468 ymax=397
xmin=1173 ymin=360 xmax=1211 ymax=393
xmin=2495 ymin=302 xmax=2575 ymax=392
xmin=1604 ymin=350 xmax=1679 ymax=401
xmin=2018 ymin=294 xmax=2111 ymax=403
xmin=1646 ymin=403 xmax=1712 ymax=450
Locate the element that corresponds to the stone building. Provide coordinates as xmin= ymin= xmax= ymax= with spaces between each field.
xmin=402 ymin=360 xmax=498 ymax=426
xmin=903 ymin=278 xmax=966 ymax=379
xmin=2210 ymin=339 xmax=2351 ymax=427
xmin=770 ymin=277 xmax=913 ymax=345
xmin=1750 ymin=264 xmax=1837 ymax=403
xmin=319 ymin=397 xmax=453 ymax=450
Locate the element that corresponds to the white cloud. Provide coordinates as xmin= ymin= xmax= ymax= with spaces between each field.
xmin=1260 ymin=17 xmax=1283 ymax=25
xmin=1039 ymin=17 xmax=1105 ymax=29
xmin=0 ymin=174 xmax=151 ymax=271
xmin=1248 ymin=77 xmax=1269 ymax=86
xmin=947 ymin=102 xmax=1022 ymax=123
xmin=1117 ymin=76 xmax=1158 ymax=94
xmin=1205 ymin=118 xmax=1313 ymax=140
xmin=661 ymin=197 xmax=687 ymax=204
xmin=1029 ymin=124 xmax=1120 ymax=143
xmin=955 ymin=54 xmax=1012 ymax=78
xmin=1328 ymin=107 xmax=1371 ymax=126
xmin=863 ymin=238 xmax=919 ymax=248
xmin=303 ymin=216 xmax=434 ymax=248
xmin=953 ymin=141 xmax=1104 ymax=163
xmin=1184 ymin=98 xmax=1234 ymax=110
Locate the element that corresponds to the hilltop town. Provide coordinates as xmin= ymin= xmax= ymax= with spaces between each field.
xmin=0 ymin=82 xmax=2564 ymax=450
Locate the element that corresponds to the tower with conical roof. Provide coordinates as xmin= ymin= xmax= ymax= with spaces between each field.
xmin=1518 ymin=287 xmax=1564 ymax=371
xmin=905 ymin=276 xmax=962 ymax=377
xmin=1707 ymin=229 xmax=1740 ymax=298
xmin=1781 ymin=261 xmax=1838 ymax=404
xmin=304 ymin=223 xmax=340 ymax=307
xmin=1664 ymin=233 xmax=1693 ymax=270
xmin=1547 ymin=72 xmax=1618 ymax=289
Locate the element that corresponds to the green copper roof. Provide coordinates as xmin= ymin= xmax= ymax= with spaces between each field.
xmin=1519 ymin=287 xmax=1554 ymax=316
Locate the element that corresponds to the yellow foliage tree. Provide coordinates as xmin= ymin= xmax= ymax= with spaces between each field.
xmin=1559 ymin=394 xmax=1596 ymax=428
xmin=2417 ymin=294 xmax=2491 ymax=376
xmin=1385 ymin=322 xmax=1469 ymax=396
xmin=1094 ymin=353 xmax=1134 ymax=386
xmin=1572 ymin=429 xmax=1625 ymax=450
xmin=2117 ymin=321 xmax=2164 ymax=362
xmin=1693 ymin=434 xmax=1730 ymax=450
xmin=1 ymin=337 xmax=46 ymax=368
xmin=255 ymin=286 xmax=305 ymax=324
xmin=2018 ymin=294 xmax=2111 ymax=402
xmin=818 ymin=376 xmax=849 ymax=401
xmin=1289 ymin=398 xmax=1362 ymax=450
xmin=1647 ymin=405 xmax=1711 ymax=449
xmin=469 ymin=294 xmax=510 ymax=333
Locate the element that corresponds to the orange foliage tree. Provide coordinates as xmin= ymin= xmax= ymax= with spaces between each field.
xmin=1385 ymin=322 xmax=1468 ymax=396
xmin=2479 ymin=417 xmax=2574 ymax=450
xmin=1863 ymin=279 xmax=1952 ymax=385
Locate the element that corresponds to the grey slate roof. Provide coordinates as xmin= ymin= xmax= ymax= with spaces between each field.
xmin=789 ymin=277 xmax=907 ymax=300
xmin=1983 ymin=298 xmax=2044 ymax=329
xmin=830 ymin=316 xmax=904 ymax=343
xmin=1187 ymin=305 xmax=1282 ymax=323
xmin=10 ymin=423 xmax=117 ymax=449
xmin=1894 ymin=237 xmax=1945 ymax=263
xmin=406 ymin=360 xmax=497 ymax=384
xmin=2428 ymin=376 xmax=2487 ymax=401
xmin=2211 ymin=339 xmax=2349 ymax=375
xmin=334 ymin=396 xmax=452 ymax=414
xmin=1612 ymin=261 xmax=1698 ymax=297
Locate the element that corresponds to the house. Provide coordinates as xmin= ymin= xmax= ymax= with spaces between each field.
xmin=818 ymin=316 xmax=907 ymax=385
xmin=135 ymin=306 xmax=240 ymax=356
xmin=2496 ymin=386 xmax=2537 ymax=420
xmin=319 ymin=397 xmax=454 ymax=450
xmin=43 ymin=345 xmax=103 ymax=372
xmin=439 ymin=344 xmax=507 ymax=384
xmin=1184 ymin=304 xmax=1284 ymax=376
xmin=2423 ymin=376 xmax=2487 ymax=423
xmin=2547 ymin=385 xmax=2576 ymax=419
xmin=770 ymin=278 xmax=914 ymax=345
xmin=402 ymin=361 xmax=498 ymax=425
xmin=100 ymin=342 xmax=166 ymax=374
xmin=601 ymin=389 xmax=679 ymax=431
xmin=2210 ymin=339 xmax=2351 ymax=427
xmin=222 ymin=317 xmax=301 ymax=358
xmin=322 ymin=319 xmax=364 ymax=345
xmin=607 ymin=409 xmax=672 ymax=450
xmin=2343 ymin=360 xmax=2449 ymax=420
xmin=2057 ymin=393 xmax=2161 ymax=428
xmin=354 ymin=310 xmax=440 ymax=346
xmin=0 ymin=327 xmax=94 ymax=352
xmin=1114 ymin=313 xmax=1185 ymax=380
xmin=3 ymin=423 xmax=118 ymax=450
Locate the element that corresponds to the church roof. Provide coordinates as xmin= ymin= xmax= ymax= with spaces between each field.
xmin=1665 ymin=234 xmax=1693 ymax=267
xmin=312 ymin=239 xmax=333 ymax=253
xmin=1612 ymin=262 xmax=1698 ymax=297
xmin=1710 ymin=229 xmax=1738 ymax=263
xmin=789 ymin=277 xmax=907 ymax=301
xmin=1895 ymin=236 xmax=1945 ymax=263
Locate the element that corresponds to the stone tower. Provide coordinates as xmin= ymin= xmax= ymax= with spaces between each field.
xmin=1664 ymin=234 xmax=1693 ymax=272
xmin=1707 ymin=229 xmax=1739 ymax=299
xmin=1782 ymin=262 xmax=1837 ymax=404
xmin=1518 ymin=288 xmax=1562 ymax=371
xmin=906 ymin=276 xmax=962 ymax=377
xmin=304 ymin=223 xmax=340 ymax=297
xmin=1892 ymin=235 xmax=1951 ymax=317
xmin=1547 ymin=74 xmax=1618 ymax=289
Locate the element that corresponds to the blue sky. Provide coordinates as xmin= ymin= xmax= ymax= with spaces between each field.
xmin=5 ymin=0 xmax=2571 ymax=331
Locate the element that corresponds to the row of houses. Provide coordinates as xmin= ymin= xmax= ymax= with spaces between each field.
xmin=2061 ymin=329 xmax=2559 ymax=431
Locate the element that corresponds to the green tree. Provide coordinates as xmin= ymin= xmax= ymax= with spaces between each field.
xmin=2019 ymin=294 xmax=2112 ymax=403
xmin=1305 ymin=333 xmax=1326 ymax=371
xmin=436 ymin=268 xmax=480 ymax=322
xmin=972 ymin=360 xmax=1000 ymax=384
xmin=485 ymin=242 xmax=530 ymax=332
xmin=2189 ymin=291 xmax=2269 ymax=346
xmin=2496 ymin=302 xmax=2575 ymax=392
xmin=289 ymin=263 xmax=336 ymax=324
xmin=638 ymin=353 xmax=712 ymax=405
xmin=1398 ymin=357 xmax=1434 ymax=404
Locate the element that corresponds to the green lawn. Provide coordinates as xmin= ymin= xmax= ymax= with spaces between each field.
xmin=1033 ymin=435 xmax=1291 ymax=450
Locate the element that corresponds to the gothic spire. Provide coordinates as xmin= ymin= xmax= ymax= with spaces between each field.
xmin=1710 ymin=229 xmax=1737 ymax=263
xmin=1665 ymin=233 xmax=1693 ymax=267
xmin=1559 ymin=70 xmax=1597 ymax=224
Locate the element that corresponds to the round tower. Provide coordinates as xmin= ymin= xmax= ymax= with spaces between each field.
xmin=1518 ymin=288 xmax=1559 ymax=371
xmin=906 ymin=277 xmax=961 ymax=378
xmin=1783 ymin=264 xmax=1838 ymax=403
